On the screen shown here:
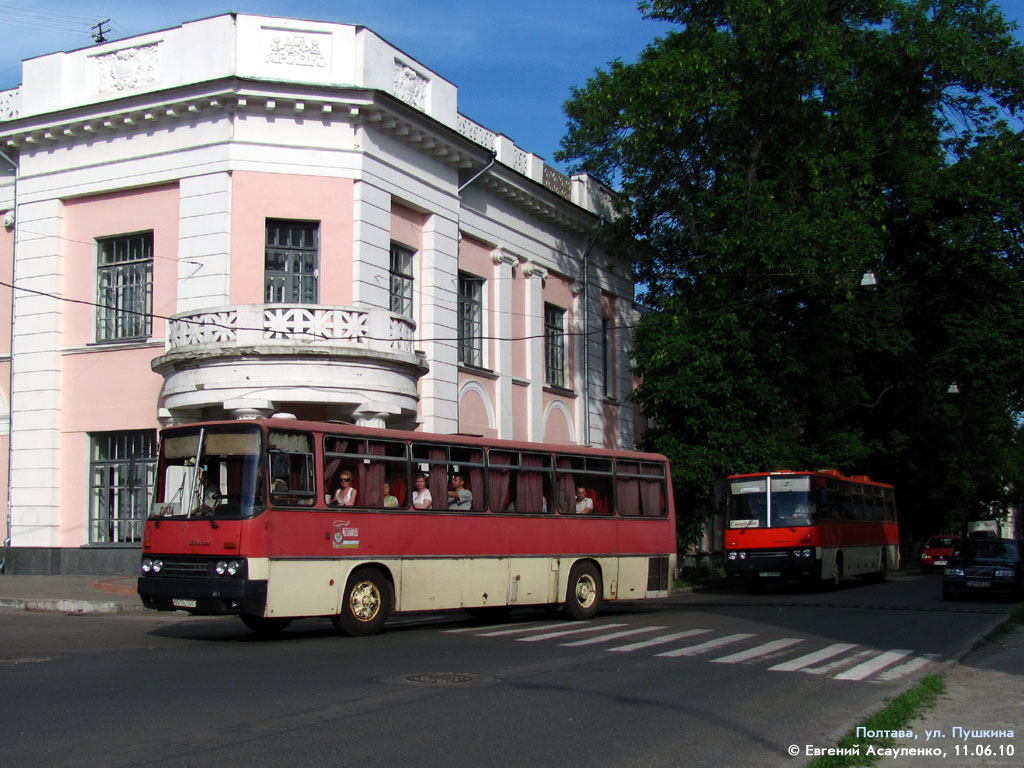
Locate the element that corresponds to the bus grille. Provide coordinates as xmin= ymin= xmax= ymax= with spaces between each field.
xmin=749 ymin=550 xmax=790 ymax=559
xmin=158 ymin=558 xmax=212 ymax=577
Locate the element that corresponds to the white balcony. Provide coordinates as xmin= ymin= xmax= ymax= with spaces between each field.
xmin=151 ymin=304 xmax=428 ymax=427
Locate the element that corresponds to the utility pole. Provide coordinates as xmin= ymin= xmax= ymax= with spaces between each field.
xmin=92 ymin=19 xmax=111 ymax=44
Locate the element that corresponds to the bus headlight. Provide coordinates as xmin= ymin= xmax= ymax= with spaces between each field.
xmin=738 ymin=551 xmax=747 ymax=560
xmin=141 ymin=558 xmax=163 ymax=574
xmin=141 ymin=558 xmax=152 ymax=574
xmin=728 ymin=551 xmax=737 ymax=561
xmin=215 ymin=560 xmax=241 ymax=576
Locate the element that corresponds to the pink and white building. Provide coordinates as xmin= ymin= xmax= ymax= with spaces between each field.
xmin=0 ymin=14 xmax=637 ymax=574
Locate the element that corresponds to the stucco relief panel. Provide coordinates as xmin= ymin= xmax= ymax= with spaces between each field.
xmin=93 ymin=43 xmax=161 ymax=93
xmin=392 ymin=60 xmax=428 ymax=110
xmin=261 ymin=28 xmax=331 ymax=71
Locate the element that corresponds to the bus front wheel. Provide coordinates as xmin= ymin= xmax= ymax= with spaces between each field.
xmin=334 ymin=568 xmax=392 ymax=636
xmin=563 ymin=561 xmax=602 ymax=621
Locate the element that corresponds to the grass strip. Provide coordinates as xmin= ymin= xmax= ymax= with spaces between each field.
xmin=805 ymin=674 xmax=945 ymax=768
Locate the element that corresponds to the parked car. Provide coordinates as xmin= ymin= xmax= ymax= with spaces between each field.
xmin=920 ymin=534 xmax=961 ymax=573
xmin=943 ymin=538 xmax=1023 ymax=601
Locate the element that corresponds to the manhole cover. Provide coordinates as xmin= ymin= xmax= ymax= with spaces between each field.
xmin=405 ymin=672 xmax=476 ymax=685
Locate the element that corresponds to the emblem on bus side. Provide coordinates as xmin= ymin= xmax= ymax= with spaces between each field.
xmin=332 ymin=520 xmax=360 ymax=549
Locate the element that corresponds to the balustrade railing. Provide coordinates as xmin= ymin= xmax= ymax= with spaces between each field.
xmin=166 ymin=304 xmax=417 ymax=354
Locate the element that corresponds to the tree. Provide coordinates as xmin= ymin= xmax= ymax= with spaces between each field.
xmin=559 ymin=0 xmax=1024 ymax=542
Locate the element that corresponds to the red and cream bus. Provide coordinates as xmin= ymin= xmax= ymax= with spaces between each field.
xmin=138 ymin=418 xmax=676 ymax=634
xmin=724 ymin=470 xmax=898 ymax=590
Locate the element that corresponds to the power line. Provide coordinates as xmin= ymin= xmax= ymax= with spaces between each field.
xmin=0 ymin=277 xmax=640 ymax=346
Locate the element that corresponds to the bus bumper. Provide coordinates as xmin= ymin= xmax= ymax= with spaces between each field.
xmin=725 ymin=553 xmax=822 ymax=581
xmin=137 ymin=576 xmax=268 ymax=616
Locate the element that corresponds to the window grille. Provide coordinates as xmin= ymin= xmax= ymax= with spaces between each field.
xmin=89 ymin=430 xmax=157 ymax=544
xmin=545 ymin=303 xmax=566 ymax=388
xmin=95 ymin=232 xmax=153 ymax=342
xmin=390 ymin=243 xmax=415 ymax=319
xmin=265 ymin=219 xmax=319 ymax=303
xmin=458 ymin=273 xmax=484 ymax=367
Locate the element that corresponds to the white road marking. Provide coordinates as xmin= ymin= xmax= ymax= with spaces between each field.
xmin=769 ymin=643 xmax=859 ymax=672
xmin=517 ymin=623 xmax=629 ymax=642
xmin=711 ymin=638 xmax=805 ymax=664
xmin=834 ymin=649 xmax=913 ymax=681
xmin=656 ymin=633 xmax=756 ymax=658
xmin=560 ymin=626 xmax=666 ymax=647
xmin=609 ymin=629 xmax=713 ymax=652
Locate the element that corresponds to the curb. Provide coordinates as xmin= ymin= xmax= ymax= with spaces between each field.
xmin=0 ymin=597 xmax=148 ymax=615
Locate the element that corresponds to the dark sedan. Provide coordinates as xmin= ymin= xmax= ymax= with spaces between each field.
xmin=943 ymin=539 xmax=1023 ymax=601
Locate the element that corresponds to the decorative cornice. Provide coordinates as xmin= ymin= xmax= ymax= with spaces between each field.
xmin=491 ymin=248 xmax=519 ymax=267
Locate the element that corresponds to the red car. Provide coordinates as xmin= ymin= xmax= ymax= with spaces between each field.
xmin=921 ymin=534 xmax=961 ymax=573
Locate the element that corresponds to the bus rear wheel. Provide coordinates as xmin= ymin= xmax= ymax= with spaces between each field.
xmin=239 ymin=614 xmax=292 ymax=636
xmin=333 ymin=568 xmax=392 ymax=636
xmin=563 ymin=561 xmax=602 ymax=621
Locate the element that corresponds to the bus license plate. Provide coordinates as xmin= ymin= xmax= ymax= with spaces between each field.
xmin=966 ymin=580 xmax=990 ymax=588
xmin=172 ymin=598 xmax=198 ymax=608
xmin=759 ymin=571 xmax=781 ymax=578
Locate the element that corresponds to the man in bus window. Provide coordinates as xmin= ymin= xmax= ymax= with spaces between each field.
xmin=448 ymin=473 xmax=473 ymax=510
xmin=575 ymin=487 xmax=594 ymax=514
xmin=412 ymin=474 xmax=432 ymax=509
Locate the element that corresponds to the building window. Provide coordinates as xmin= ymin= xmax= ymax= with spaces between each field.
xmin=602 ymin=317 xmax=615 ymax=398
xmin=390 ymin=243 xmax=415 ymax=319
xmin=89 ymin=430 xmax=157 ymax=544
xmin=545 ymin=303 xmax=567 ymax=388
xmin=265 ymin=219 xmax=319 ymax=303
xmin=95 ymin=232 xmax=153 ymax=342
xmin=458 ymin=272 xmax=484 ymax=367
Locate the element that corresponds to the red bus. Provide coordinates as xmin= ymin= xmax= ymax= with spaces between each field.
xmin=723 ymin=470 xmax=898 ymax=590
xmin=138 ymin=418 xmax=676 ymax=634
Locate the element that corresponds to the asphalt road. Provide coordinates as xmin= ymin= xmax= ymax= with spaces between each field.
xmin=0 ymin=570 xmax=1013 ymax=768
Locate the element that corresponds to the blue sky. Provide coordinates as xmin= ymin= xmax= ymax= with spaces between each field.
xmin=1 ymin=1 xmax=1022 ymax=174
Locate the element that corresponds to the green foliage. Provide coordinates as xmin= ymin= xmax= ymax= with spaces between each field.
xmin=806 ymin=674 xmax=945 ymax=767
xmin=560 ymin=0 xmax=1024 ymax=542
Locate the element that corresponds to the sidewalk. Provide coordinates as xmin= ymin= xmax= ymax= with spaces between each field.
xmin=888 ymin=621 xmax=1023 ymax=767
xmin=0 ymin=573 xmax=146 ymax=614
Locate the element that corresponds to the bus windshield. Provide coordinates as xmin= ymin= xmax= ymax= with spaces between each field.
xmin=149 ymin=426 xmax=263 ymax=520
xmin=728 ymin=476 xmax=812 ymax=528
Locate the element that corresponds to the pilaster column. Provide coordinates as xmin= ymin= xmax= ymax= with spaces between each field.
xmin=9 ymin=198 xmax=64 ymax=546
xmin=491 ymin=248 xmax=517 ymax=439
xmin=418 ymin=213 xmax=460 ymax=433
xmin=177 ymin=173 xmax=231 ymax=312
xmin=524 ymin=261 xmax=547 ymax=442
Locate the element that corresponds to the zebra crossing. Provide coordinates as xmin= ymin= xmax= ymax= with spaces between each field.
xmin=444 ymin=620 xmax=940 ymax=683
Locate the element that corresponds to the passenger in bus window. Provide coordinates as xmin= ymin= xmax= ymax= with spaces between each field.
xmin=575 ymin=487 xmax=594 ymax=514
xmin=333 ymin=473 xmax=357 ymax=507
xmin=382 ymin=481 xmax=399 ymax=508
xmin=412 ymin=474 xmax=432 ymax=509
xmin=448 ymin=473 xmax=473 ymax=510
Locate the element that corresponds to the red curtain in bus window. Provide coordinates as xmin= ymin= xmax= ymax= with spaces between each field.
xmin=488 ymin=452 xmax=512 ymax=511
xmin=467 ymin=453 xmax=484 ymax=510
xmin=429 ymin=447 xmax=448 ymax=508
xmin=618 ymin=476 xmax=641 ymax=515
xmin=557 ymin=458 xmax=575 ymax=514
xmin=324 ymin=457 xmax=342 ymax=504
xmin=640 ymin=477 xmax=664 ymax=516
xmin=360 ymin=442 xmax=386 ymax=507
xmin=519 ymin=454 xmax=545 ymax=513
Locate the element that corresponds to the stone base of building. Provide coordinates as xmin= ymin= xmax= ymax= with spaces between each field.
xmin=1 ymin=546 xmax=140 ymax=576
